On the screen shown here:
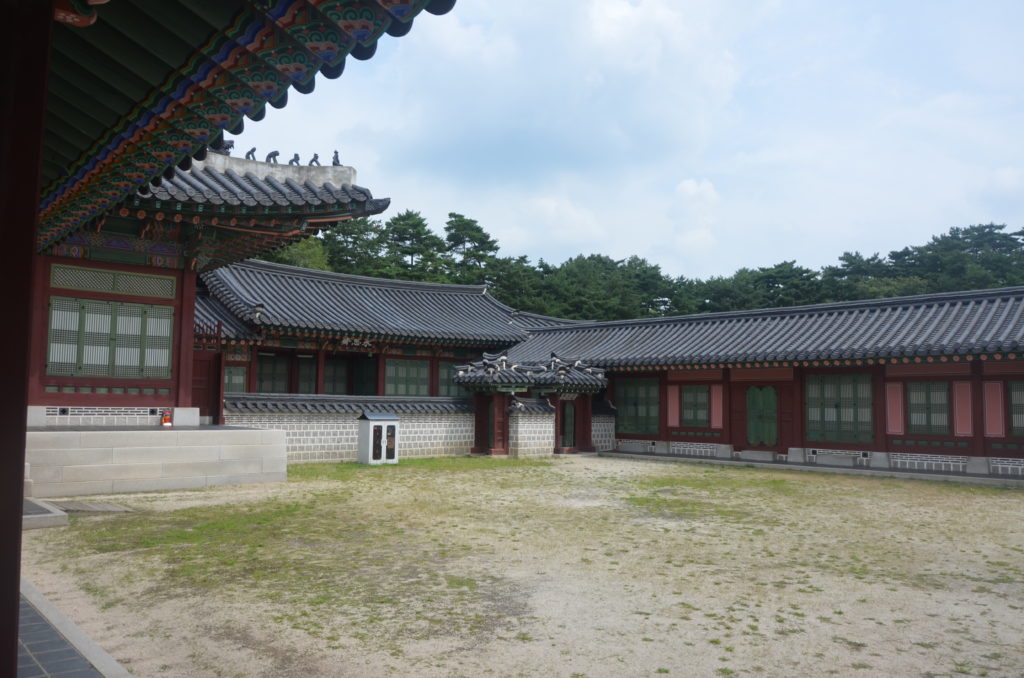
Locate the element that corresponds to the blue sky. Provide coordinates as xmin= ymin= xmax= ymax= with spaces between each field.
xmin=232 ymin=1 xmax=1024 ymax=280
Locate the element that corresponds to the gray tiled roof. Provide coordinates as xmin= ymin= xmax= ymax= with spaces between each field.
xmin=140 ymin=158 xmax=385 ymax=213
xmin=454 ymin=352 xmax=607 ymax=393
xmin=202 ymin=260 xmax=541 ymax=345
xmin=508 ymin=287 xmax=1024 ymax=368
xmin=508 ymin=397 xmax=556 ymax=414
xmin=507 ymin=311 xmax=585 ymax=330
xmin=224 ymin=393 xmax=474 ymax=415
xmin=194 ymin=290 xmax=257 ymax=340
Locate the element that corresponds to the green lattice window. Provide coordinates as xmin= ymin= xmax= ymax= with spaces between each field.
xmin=680 ymin=385 xmax=710 ymax=427
xmin=323 ymin=357 xmax=349 ymax=395
xmin=385 ymin=359 xmax=429 ymax=396
xmin=806 ymin=374 xmax=874 ymax=443
xmin=906 ymin=381 xmax=949 ymax=435
xmin=616 ymin=378 xmax=660 ymax=435
xmin=224 ymin=366 xmax=247 ymax=393
xmin=296 ymin=355 xmax=316 ymax=394
xmin=46 ymin=296 xmax=173 ymax=379
xmin=437 ymin=361 xmax=468 ymax=397
xmin=257 ymin=353 xmax=290 ymax=393
xmin=1010 ymin=382 xmax=1024 ymax=438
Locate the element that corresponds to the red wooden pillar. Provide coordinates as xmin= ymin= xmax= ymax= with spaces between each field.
xmin=26 ymin=257 xmax=49 ymax=404
xmin=429 ymin=356 xmax=439 ymax=396
xmin=376 ymin=352 xmax=387 ymax=395
xmin=315 ymin=347 xmax=325 ymax=394
xmin=871 ymin=364 xmax=888 ymax=451
xmin=0 ymin=2 xmax=52 ymax=671
xmin=970 ymin=360 xmax=985 ymax=457
xmin=247 ymin=351 xmax=259 ymax=393
xmin=216 ymin=350 xmax=226 ymax=424
xmin=576 ymin=394 xmax=594 ymax=452
xmin=549 ymin=393 xmax=562 ymax=452
xmin=175 ymin=270 xmax=197 ymax=407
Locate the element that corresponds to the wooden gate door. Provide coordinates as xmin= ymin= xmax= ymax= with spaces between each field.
xmin=745 ymin=386 xmax=778 ymax=449
xmin=191 ymin=350 xmax=220 ymax=421
xmin=561 ymin=400 xmax=576 ymax=449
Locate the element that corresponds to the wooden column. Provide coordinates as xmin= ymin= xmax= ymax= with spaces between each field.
xmin=577 ymin=394 xmax=594 ymax=452
xmin=26 ymin=256 xmax=49 ymax=404
xmin=0 ymin=1 xmax=52 ymax=671
xmin=315 ymin=347 xmax=325 ymax=394
xmin=175 ymin=270 xmax=197 ymax=407
xmin=970 ymin=360 xmax=985 ymax=457
xmin=216 ymin=350 xmax=226 ymax=424
xmin=549 ymin=393 xmax=562 ymax=452
xmin=376 ymin=353 xmax=387 ymax=395
xmin=247 ymin=351 xmax=259 ymax=393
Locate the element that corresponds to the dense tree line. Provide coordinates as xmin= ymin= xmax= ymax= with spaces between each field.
xmin=266 ymin=214 xmax=1024 ymax=321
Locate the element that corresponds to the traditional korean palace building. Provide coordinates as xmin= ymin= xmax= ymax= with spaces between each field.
xmin=507 ymin=288 xmax=1024 ymax=476
xmin=6 ymin=0 xmax=462 ymax=667
xmin=33 ymin=233 xmax=1024 ymax=486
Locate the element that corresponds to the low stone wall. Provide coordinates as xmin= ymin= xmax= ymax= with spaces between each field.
xmin=396 ymin=413 xmax=475 ymax=459
xmin=592 ymin=416 xmax=616 ymax=452
xmin=224 ymin=411 xmax=475 ymax=463
xmin=617 ymin=439 xmax=668 ymax=455
xmin=509 ymin=412 xmax=554 ymax=458
xmin=671 ymin=441 xmax=732 ymax=458
xmin=26 ymin=427 xmax=286 ymax=498
xmin=991 ymin=457 xmax=1024 ymax=476
xmin=224 ymin=412 xmax=357 ymax=463
xmin=889 ymin=452 xmax=968 ymax=474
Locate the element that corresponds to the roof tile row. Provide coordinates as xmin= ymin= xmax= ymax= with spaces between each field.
xmin=224 ymin=393 xmax=474 ymax=415
xmin=508 ymin=287 xmax=1024 ymax=367
xmin=201 ymin=260 xmax=577 ymax=345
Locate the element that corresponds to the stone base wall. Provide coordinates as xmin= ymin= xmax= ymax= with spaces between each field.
xmin=617 ymin=439 xmax=668 ymax=454
xmin=509 ymin=412 xmax=554 ymax=458
xmin=991 ymin=457 xmax=1024 ymax=476
xmin=787 ymin=447 xmax=875 ymax=468
xmin=671 ymin=441 xmax=729 ymax=458
xmin=889 ymin=452 xmax=968 ymax=473
xmin=592 ymin=416 xmax=615 ymax=452
xmin=26 ymin=427 xmax=286 ymax=498
xmin=28 ymin=406 xmax=199 ymax=428
xmin=224 ymin=412 xmax=474 ymax=463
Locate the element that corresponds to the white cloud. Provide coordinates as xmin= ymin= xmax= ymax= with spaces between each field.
xmin=675 ymin=178 xmax=720 ymax=203
xmin=230 ymin=1 xmax=1024 ymax=284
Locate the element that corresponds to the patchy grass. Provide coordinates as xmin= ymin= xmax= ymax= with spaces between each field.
xmin=22 ymin=457 xmax=1024 ymax=678
xmin=287 ymin=455 xmax=551 ymax=482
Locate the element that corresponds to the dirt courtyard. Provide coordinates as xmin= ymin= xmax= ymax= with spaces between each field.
xmin=21 ymin=456 xmax=1024 ymax=678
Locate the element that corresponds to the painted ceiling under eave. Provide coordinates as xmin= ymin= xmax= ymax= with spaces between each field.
xmin=40 ymin=0 xmax=456 ymax=252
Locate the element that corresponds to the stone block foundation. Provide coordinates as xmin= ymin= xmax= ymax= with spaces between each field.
xmin=509 ymin=412 xmax=554 ymax=458
xmin=26 ymin=427 xmax=286 ymax=497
